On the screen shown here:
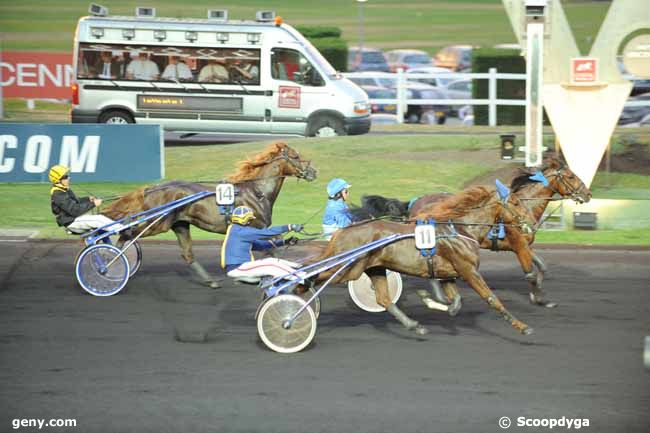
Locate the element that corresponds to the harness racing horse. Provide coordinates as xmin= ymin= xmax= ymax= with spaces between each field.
xmin=357 ymin=157 xmax=591 ymax=307
xmin=306 ymin=187 xmax=536 ymax=336
xmin=102 ymin=142 xmax=317 ymax=288
xmin=410 ymin=157 xmax=591 ymax=307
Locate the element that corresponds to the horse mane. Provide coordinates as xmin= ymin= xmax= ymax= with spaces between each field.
xmin=359 ymin=195 xmax=410 ymax=218
xmin=510 ymin=168 xmax=536 ymax=192
xmin=416 ymin=185 xmax=494 ymax=220
xmin=226 ymin=141 xmax=289 ymax=183
xmin=510 ymin=155 xmax=565 ymax=192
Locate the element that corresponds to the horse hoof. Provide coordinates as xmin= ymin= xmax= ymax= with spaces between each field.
xmin=524 ymin=272 xmax=537 ymax=283
xmin=522 ymin=327 xmax=534 ymax=336
xmin=415 ymin=326 xmax=429 ymax=335
xmin=531 ymin=298 xmax=558 ymax=308
xmin=529 ymin=293 xmax=557 ymax=308
xmin=208 ymin=281 xmax=220 ymax=290
xmin=448 ymin=298 xmax=462 ymax=317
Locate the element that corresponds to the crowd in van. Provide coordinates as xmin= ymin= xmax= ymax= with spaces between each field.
xmin=76 ymin=43 xmax=284 ymax=85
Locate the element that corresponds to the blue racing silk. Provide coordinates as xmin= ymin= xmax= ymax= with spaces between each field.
xmin=322 ymin=199 xmax=353 ymax=239
xmin=221 ymin=224 xmax=289 ymax=271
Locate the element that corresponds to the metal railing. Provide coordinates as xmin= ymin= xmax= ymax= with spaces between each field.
xmin=343 ymin=68 xmax=650 ymax=126
xmin=344 ymin=67 xmax=525 ymax=126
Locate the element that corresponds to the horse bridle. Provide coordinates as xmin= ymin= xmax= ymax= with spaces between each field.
xmin=274 ymin=147 xmax=315 ymax=180
xmin=545 ymin=167 xmax=588 ymax=202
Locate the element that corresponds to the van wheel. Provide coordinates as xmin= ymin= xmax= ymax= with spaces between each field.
xmin=308 ymin=115 xmax=346 ymax=137
xmin=99 ymin=110 xmax=134 ymax=124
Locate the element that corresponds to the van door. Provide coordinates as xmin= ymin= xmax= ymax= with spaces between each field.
xmin=268 ymin=48 xmax=329 ymax=135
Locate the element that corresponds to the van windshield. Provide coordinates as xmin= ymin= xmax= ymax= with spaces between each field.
xmin=302 ymin=40 xmax=338 ymax=77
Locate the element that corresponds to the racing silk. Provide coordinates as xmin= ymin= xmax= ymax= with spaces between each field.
xmin=50 ymin=186 xmax=95 ymax=227
xmin=221 ymin=224 xmax=290 ymax=272
xmin=322 ymin=199 xmax=353 ymax=239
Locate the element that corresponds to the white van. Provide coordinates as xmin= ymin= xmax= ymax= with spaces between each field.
xmin=71 ymin=8 xmax=370 ymax=137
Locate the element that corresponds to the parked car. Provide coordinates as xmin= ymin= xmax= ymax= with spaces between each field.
xmin=406 ymin=66 xmax=458 ymax=88
xmin=385 ymin=49 xmax=432 ymax=72
xmin=631 ymin=80 xmax=650 ymax=96
xmin=444 ymin=79 xmax=472 ymax=99
xmin=404 ymin=84 xmax=451 ymax=125
xmin=347 ymin=47 xmax=390 ymax=72
xmin=618 ymin=93 xmax=650 ymax=126
xmin=434 ymin=45 xmax=473 ymax=72
xmin=370 ymin=113 xmax=400 ymax=125
xmin=442 ymin=79 xmax=473 ymax=116
xmin=347 ymin=72 xmax=420 ymax=89
xmin=360 ymin=85 xmax=398 ymax=114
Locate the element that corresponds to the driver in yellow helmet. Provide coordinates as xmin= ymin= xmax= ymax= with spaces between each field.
xmin=221 ymin=206 xmax=304 ymax=284
xmin=48 ymin=165 xmax=125 ymax=234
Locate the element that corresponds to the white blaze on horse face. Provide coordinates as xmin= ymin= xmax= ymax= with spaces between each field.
xmin=502 ymin=0 xmax=647 ymax=187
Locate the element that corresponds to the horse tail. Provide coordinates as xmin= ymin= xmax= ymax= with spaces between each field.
xmin=360 ymin=194 xmax=410 ymax=218
xmin=101 ymin=187 xmax=146 ymax=220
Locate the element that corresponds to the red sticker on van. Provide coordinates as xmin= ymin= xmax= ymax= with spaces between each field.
xmin=278 ymin=86 xmax=300 ymax=108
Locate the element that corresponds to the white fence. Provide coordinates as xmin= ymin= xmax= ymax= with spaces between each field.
xmin=344 ymin=68 xmax=525 ymax=126
xmin=343 ymin=68 xmax=650 ymax=126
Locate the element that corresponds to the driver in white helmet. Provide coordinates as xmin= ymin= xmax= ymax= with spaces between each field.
xmin=221 ymin=206 xmax=305 ymax=284
xmin=322 ymin=178 xmax=353 ymax=240
xmin=48 ymin=165 xmax=125 ymax=234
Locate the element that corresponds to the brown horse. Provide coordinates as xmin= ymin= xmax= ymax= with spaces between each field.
xmin=357 ymin=157 xmax=591 ymax=307
xmin=102 ymin=142 xmax=317 ymax=288
xmin=307 ymin=187 xmax=535 ymax=336
xmin=409 ymin=157 xmax=591 ymax=306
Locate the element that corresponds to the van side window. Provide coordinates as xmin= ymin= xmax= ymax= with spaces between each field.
xmin=271 ymin=48 xmax=324 ymax=87
xmin=76 ymin=43 xmax=260 ymax=85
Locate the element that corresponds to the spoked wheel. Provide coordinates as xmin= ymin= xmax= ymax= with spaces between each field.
xmin=75 ymin=244 xmax=130 ymax=296
xmin=298 ymin=286 xmax=321 ymax=319
xmin=121 ymin=240 xmax=143 ymax=277
xmin=347 ymin=270 xmax=403 ymax=312
xmin=257 ymin=294 xmax=317 ymax=354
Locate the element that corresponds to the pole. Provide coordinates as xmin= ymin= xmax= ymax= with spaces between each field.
xmin=525 ymin=19 xmax=544 ymax=167
xmin=0 ymin=41 xmax=3 ymax=120
xmin=488 ymin=67 xmax=497 ymax=126
xmin=358 ymin=0 xmax=366 ymax=54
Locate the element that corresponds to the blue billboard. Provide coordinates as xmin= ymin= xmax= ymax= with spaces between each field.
xmin=0 ymin=124 xmax=164 ymax=182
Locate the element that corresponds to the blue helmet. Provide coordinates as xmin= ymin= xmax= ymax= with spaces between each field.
xmin=327 ymin=178 xmax=351 ymax=198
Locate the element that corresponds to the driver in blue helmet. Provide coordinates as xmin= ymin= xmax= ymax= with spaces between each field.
xmin=322 ymin=178 xmax=353 ymax=240
xmin=221 ymin=206 xmax=305 ymax=284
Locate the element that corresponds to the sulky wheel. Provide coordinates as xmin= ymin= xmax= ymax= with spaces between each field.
xmin=257 ymin=294 xmax=317 ymax=354
xmin=347 ymin=270 xmax=403 ymax=312
xmin=122 ymin=240 xmax=142 ymax=277
xmin=298 ymin=286 xmax=321 ymax=319
xmin=75 ymin=244 xmax=130 ymax=297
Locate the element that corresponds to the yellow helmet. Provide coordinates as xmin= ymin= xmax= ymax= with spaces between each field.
xmin=231 ymin=206 xmax=255 ymax=225
xmin=48 ymin=165 xmax=70 ymax=184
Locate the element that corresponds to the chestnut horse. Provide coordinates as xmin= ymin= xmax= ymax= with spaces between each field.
xmin=307 ymin=186 xmax=535 ymax=336
xmin=102 ymin=142 xmax=317 ymax=288
xmin=357 ymin=157 xmax=591 ymax=307
xmin=410 ymin=157 xmax=591 ymax=306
